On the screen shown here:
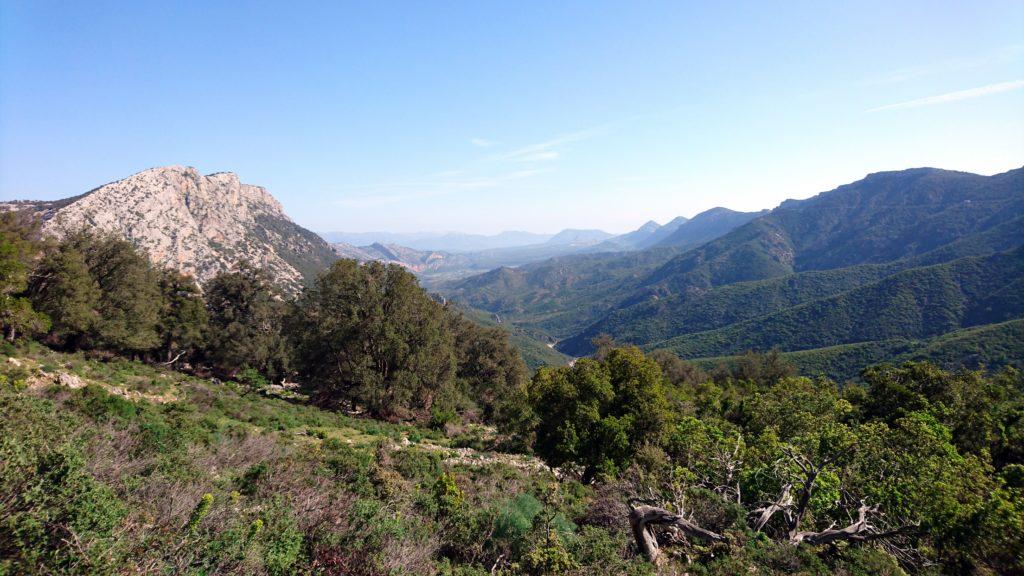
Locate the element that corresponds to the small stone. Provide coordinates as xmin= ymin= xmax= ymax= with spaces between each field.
xmin=54 ymin=372 xmax=86 ymax=389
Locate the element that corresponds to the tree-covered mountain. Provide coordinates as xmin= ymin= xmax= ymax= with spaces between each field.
xmin=649 ymin=248 xmax=1024 ymax=358
xmin=444 ymin=246 xmax=686 ymax=338
xmin=446 ymin=167 xmax=1024 ymax=377
xmin=691 ymin=318 xmax=1024 ymax=381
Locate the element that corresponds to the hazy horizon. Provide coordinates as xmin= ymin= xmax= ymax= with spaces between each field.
xmin=2 ymin=2 xmax=1022 ymax=235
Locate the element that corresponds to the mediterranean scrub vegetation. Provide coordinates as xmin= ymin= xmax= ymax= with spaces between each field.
xmin=1 ymin=218 xmax=1022 ymax=575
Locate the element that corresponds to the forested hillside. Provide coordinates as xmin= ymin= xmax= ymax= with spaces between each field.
xmin=648 ymin=248 xmax=1024 ymax=358
xmin=690 ymin=318 xmax=1024 ymax=381
xmin=446 ymin=167 xmax=1024 ymax=380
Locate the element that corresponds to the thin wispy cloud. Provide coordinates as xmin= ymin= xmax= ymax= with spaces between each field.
xmin=337 ymin=123 xmax=609 ymax=209
xmin=499 ymin=126 xmax=607 ymax=163
xmin=867 ymin=80 xmax=1024 ymax=112
xmin=861 ymin=45 xmax=1024 ymax=86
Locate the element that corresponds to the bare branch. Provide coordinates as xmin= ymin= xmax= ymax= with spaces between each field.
xmin=751 ymin=483 xmax=793 ymax=532
xmin=161 ymin=350 xmax=187 ymax=365
xmin=628 ymin=505 xmax=726 ymax=563
xmin=790 ymin=502 xmax=915 ymax=545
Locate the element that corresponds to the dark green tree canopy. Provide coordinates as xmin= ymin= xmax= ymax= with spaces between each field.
xmin=527 ymin=346 xmax=669 ymax=482
xmin=0 ymin=213 xmax=50 ymax=342
xmin=204 ymin=263 xmax=290 ymax=380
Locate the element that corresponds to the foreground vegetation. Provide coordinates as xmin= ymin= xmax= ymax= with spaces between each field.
xmin=2 ymin=212 xmax=1022 ymax=574
xmin=3 ymin=341 xmax=1022 ymax=575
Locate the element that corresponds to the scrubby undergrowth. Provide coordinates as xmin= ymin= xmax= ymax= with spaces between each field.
xmin=0 ymin=343 xmax=632 ymax=575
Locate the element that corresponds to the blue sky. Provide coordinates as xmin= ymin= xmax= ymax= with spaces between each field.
xmin=1 ymin=1 xmax=1022 ymax=234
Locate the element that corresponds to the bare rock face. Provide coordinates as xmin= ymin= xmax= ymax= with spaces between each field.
xmin=7 ymin=166 xmax=337 ymax=291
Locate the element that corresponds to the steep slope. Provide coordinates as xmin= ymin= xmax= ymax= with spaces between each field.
xmin=453 ymin=305 xmax=570 ymax=370
xmin=598 ymin=220 xmax=663 ymax=250
xmin=441 ymin=209 xmax=761 ymax=336
xmin=4 ymin=166 xmax=337 ymax=290
xmin=556 ymin=167 xmax=1024 ymax=352
xmin=444 ymin=247 xmax=685 ymax=338
xmin=638 ymin=216 xmax=690 ymax=248
xmin=444 ymin=166 xmax=1023 ymax=364
xmin=559 ymin=212 xmax=1024 ymax=355
xmin=557 ymin=262 xmax=902 ymax=355
xmin=644 ymin=167 xmax=1023 ymax=297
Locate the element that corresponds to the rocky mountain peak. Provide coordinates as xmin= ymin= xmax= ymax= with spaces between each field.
xmin=14 ymin=166 xmax=336 ymax=291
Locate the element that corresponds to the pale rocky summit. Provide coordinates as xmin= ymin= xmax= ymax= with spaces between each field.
xmin=3 ymin=165 xmax=337 ymax=290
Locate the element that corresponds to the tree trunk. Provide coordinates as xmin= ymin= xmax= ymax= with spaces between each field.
xmin=789 ymin=503 xmax=911 ymax=545
xmin=628 ymin=505 xmax=726 ymax=564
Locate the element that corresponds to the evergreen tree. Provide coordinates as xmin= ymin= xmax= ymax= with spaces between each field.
xmin=205 ymin=263 xmax=289 ymax=380
xmin=29 ymin=241 xmax=100 ymax=348
xmin=451 ymin=317 xmax=528 ymax=421
xmin=290 ymin=260 xmax=456 ymax=419
xmin=0 ymin=213 xmax=49 ymax=341
xmin=69 ymin=233 xmax=163 ymax=355
xmin=157 ymin=269 xmax=207 ymax=364
xmin=527 ymin=346 xmax=670 ymax=482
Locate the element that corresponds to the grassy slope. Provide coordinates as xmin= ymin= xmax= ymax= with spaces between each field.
xmin=0 ymin=342 xmax=591 ymax=576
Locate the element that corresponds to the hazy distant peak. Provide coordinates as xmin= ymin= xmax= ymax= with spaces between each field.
xmin=692 ymin=206 xmax=736 ymax=217
xmin=545 ymin=228 xmax=614 ymax=246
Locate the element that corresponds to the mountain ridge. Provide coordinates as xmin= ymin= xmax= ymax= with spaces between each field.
xmin=443 ymin=166 xmax=1024 ymax=373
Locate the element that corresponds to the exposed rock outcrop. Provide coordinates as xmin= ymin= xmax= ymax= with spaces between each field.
xmin=2 ymin=166 xmax=337 ymax=291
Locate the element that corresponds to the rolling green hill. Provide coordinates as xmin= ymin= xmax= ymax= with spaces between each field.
xmin=647 ymin=248 xmax=1024 ymax=359
xmin=686 ymin=318 xmax=1024 ymax=382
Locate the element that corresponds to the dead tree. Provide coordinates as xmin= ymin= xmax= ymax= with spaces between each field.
xmin=627 ymin=501 xmax=726 ymax=564
xmin=628 ymin=445 xmax=914 ymax=564
xmin=791 ymin=502 xmax=914 ymax=545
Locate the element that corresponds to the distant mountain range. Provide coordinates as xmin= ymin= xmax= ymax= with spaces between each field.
xmin=325 ymin=209 xmax=763 ymax=284
xmin=320 ymin=230 xmax=554 ymax=252
xmin=6 ymin=164 xmax=1020 ymax=378
xmin=442 ymin=166 xmax=1024 ymax=379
